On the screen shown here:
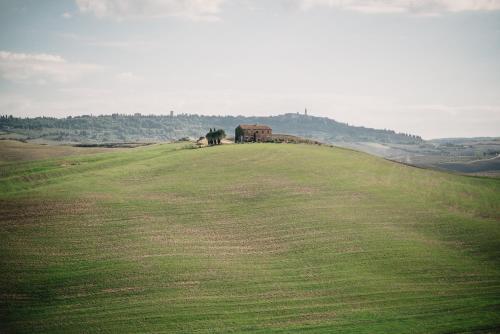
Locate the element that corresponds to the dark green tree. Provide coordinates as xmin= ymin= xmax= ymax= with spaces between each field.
xmin=215 ymin=129 xmax=226 ymax=144
xmin=206 ymin=128 xmax=226 ymax=146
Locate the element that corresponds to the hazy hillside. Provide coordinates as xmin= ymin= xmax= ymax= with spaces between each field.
xmin=1 ymin=143 xmax=499 ymax=333
xmin=334 ymin=138 xmax=500 ymax=177
xmin=0 ymin=113 xmax=422 ymax=144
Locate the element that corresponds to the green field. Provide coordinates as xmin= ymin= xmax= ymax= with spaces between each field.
xmin=1 ymin=143 xmax=499 ymax=333
xmin=0 ymin=140 xmax=123 ymax=164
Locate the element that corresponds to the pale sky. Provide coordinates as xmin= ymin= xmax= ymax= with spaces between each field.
xmin=1 ymin=0 xmax=500 ymax=138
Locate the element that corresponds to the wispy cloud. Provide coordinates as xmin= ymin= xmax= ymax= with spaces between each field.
xmin=75 ymin=0 xmax=226 ymax=21
xmin=0 ymin=51 xmax=101 ymax=84
xmin=116 ymin=71 xmax=142 ymax=84
xmin=58 ymin=32 xmax=161 ymax=50
xmin=297 ymin=0 xmax=500 ymax=15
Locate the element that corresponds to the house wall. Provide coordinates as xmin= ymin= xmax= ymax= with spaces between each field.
xmin=242 ymin=129 xmax=272 ymax=142
xmin=235 ymin=126 xmax=272 ymax=142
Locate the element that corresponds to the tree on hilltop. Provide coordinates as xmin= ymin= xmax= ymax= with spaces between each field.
xmin=206 ymin=128 xmax=226 ymax=145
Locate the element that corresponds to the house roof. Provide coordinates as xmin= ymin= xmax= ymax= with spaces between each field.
xmin=237 ymin=124 xmax=272 ymax=130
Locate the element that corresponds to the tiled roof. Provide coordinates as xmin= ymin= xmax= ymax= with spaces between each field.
xmin=238 ymin=124 xmax=271 ymax=130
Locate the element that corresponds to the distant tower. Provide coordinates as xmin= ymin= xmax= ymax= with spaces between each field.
xmin=170 ymin=110 xmax=174 ymax=117
xmin=305 ymin=108 xmax=308 ymax=116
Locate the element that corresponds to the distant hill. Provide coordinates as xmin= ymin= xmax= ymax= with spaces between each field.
xmin=436 ymin=155 xmax=500 ymax=174
xmin=0 ymin=113 xmax=422 ymax=144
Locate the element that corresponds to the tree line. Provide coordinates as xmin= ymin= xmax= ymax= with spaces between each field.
xmin=0 ymin=113 xmax=424 ymax=144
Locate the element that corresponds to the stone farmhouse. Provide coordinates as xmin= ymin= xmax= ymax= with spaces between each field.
xmin=235 ymin=124 xmax=272 ymax=143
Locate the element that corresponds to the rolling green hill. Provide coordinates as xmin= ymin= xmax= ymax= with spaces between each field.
xmin=1 ymin=143 xmax=499 ymax=333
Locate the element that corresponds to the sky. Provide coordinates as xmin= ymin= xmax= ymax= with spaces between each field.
xmin=1 ymin=0 xmax=500 ymax=139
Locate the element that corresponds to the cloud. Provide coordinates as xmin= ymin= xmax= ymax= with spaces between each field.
xmin=0 ymin=51 xmax=101 ymax=84
xmin=75 ymin=0 xmax=225 ymax=21
xmin=58 ymin=32 xmax=162 ymax=50
xmin=297 ymin=0 xmax=500 ymax=15
xmin=116 ymin=71 xmax=142 ymax=83
xmin=62 ymin=12 xmax=73 ymax=19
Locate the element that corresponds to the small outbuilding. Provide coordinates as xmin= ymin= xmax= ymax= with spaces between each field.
xmin=235 ymin=124 xmax=272 ymax=143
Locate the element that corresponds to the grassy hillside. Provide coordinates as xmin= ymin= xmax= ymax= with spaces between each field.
xmin=0 ymin=140 xmax=127 ymax=164
xmin=1 ymin=143 xmax=499 ymax=333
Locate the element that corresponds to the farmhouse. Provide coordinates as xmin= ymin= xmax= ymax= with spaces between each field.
xmin=235 ymin=124 xmax=272 ymax=143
